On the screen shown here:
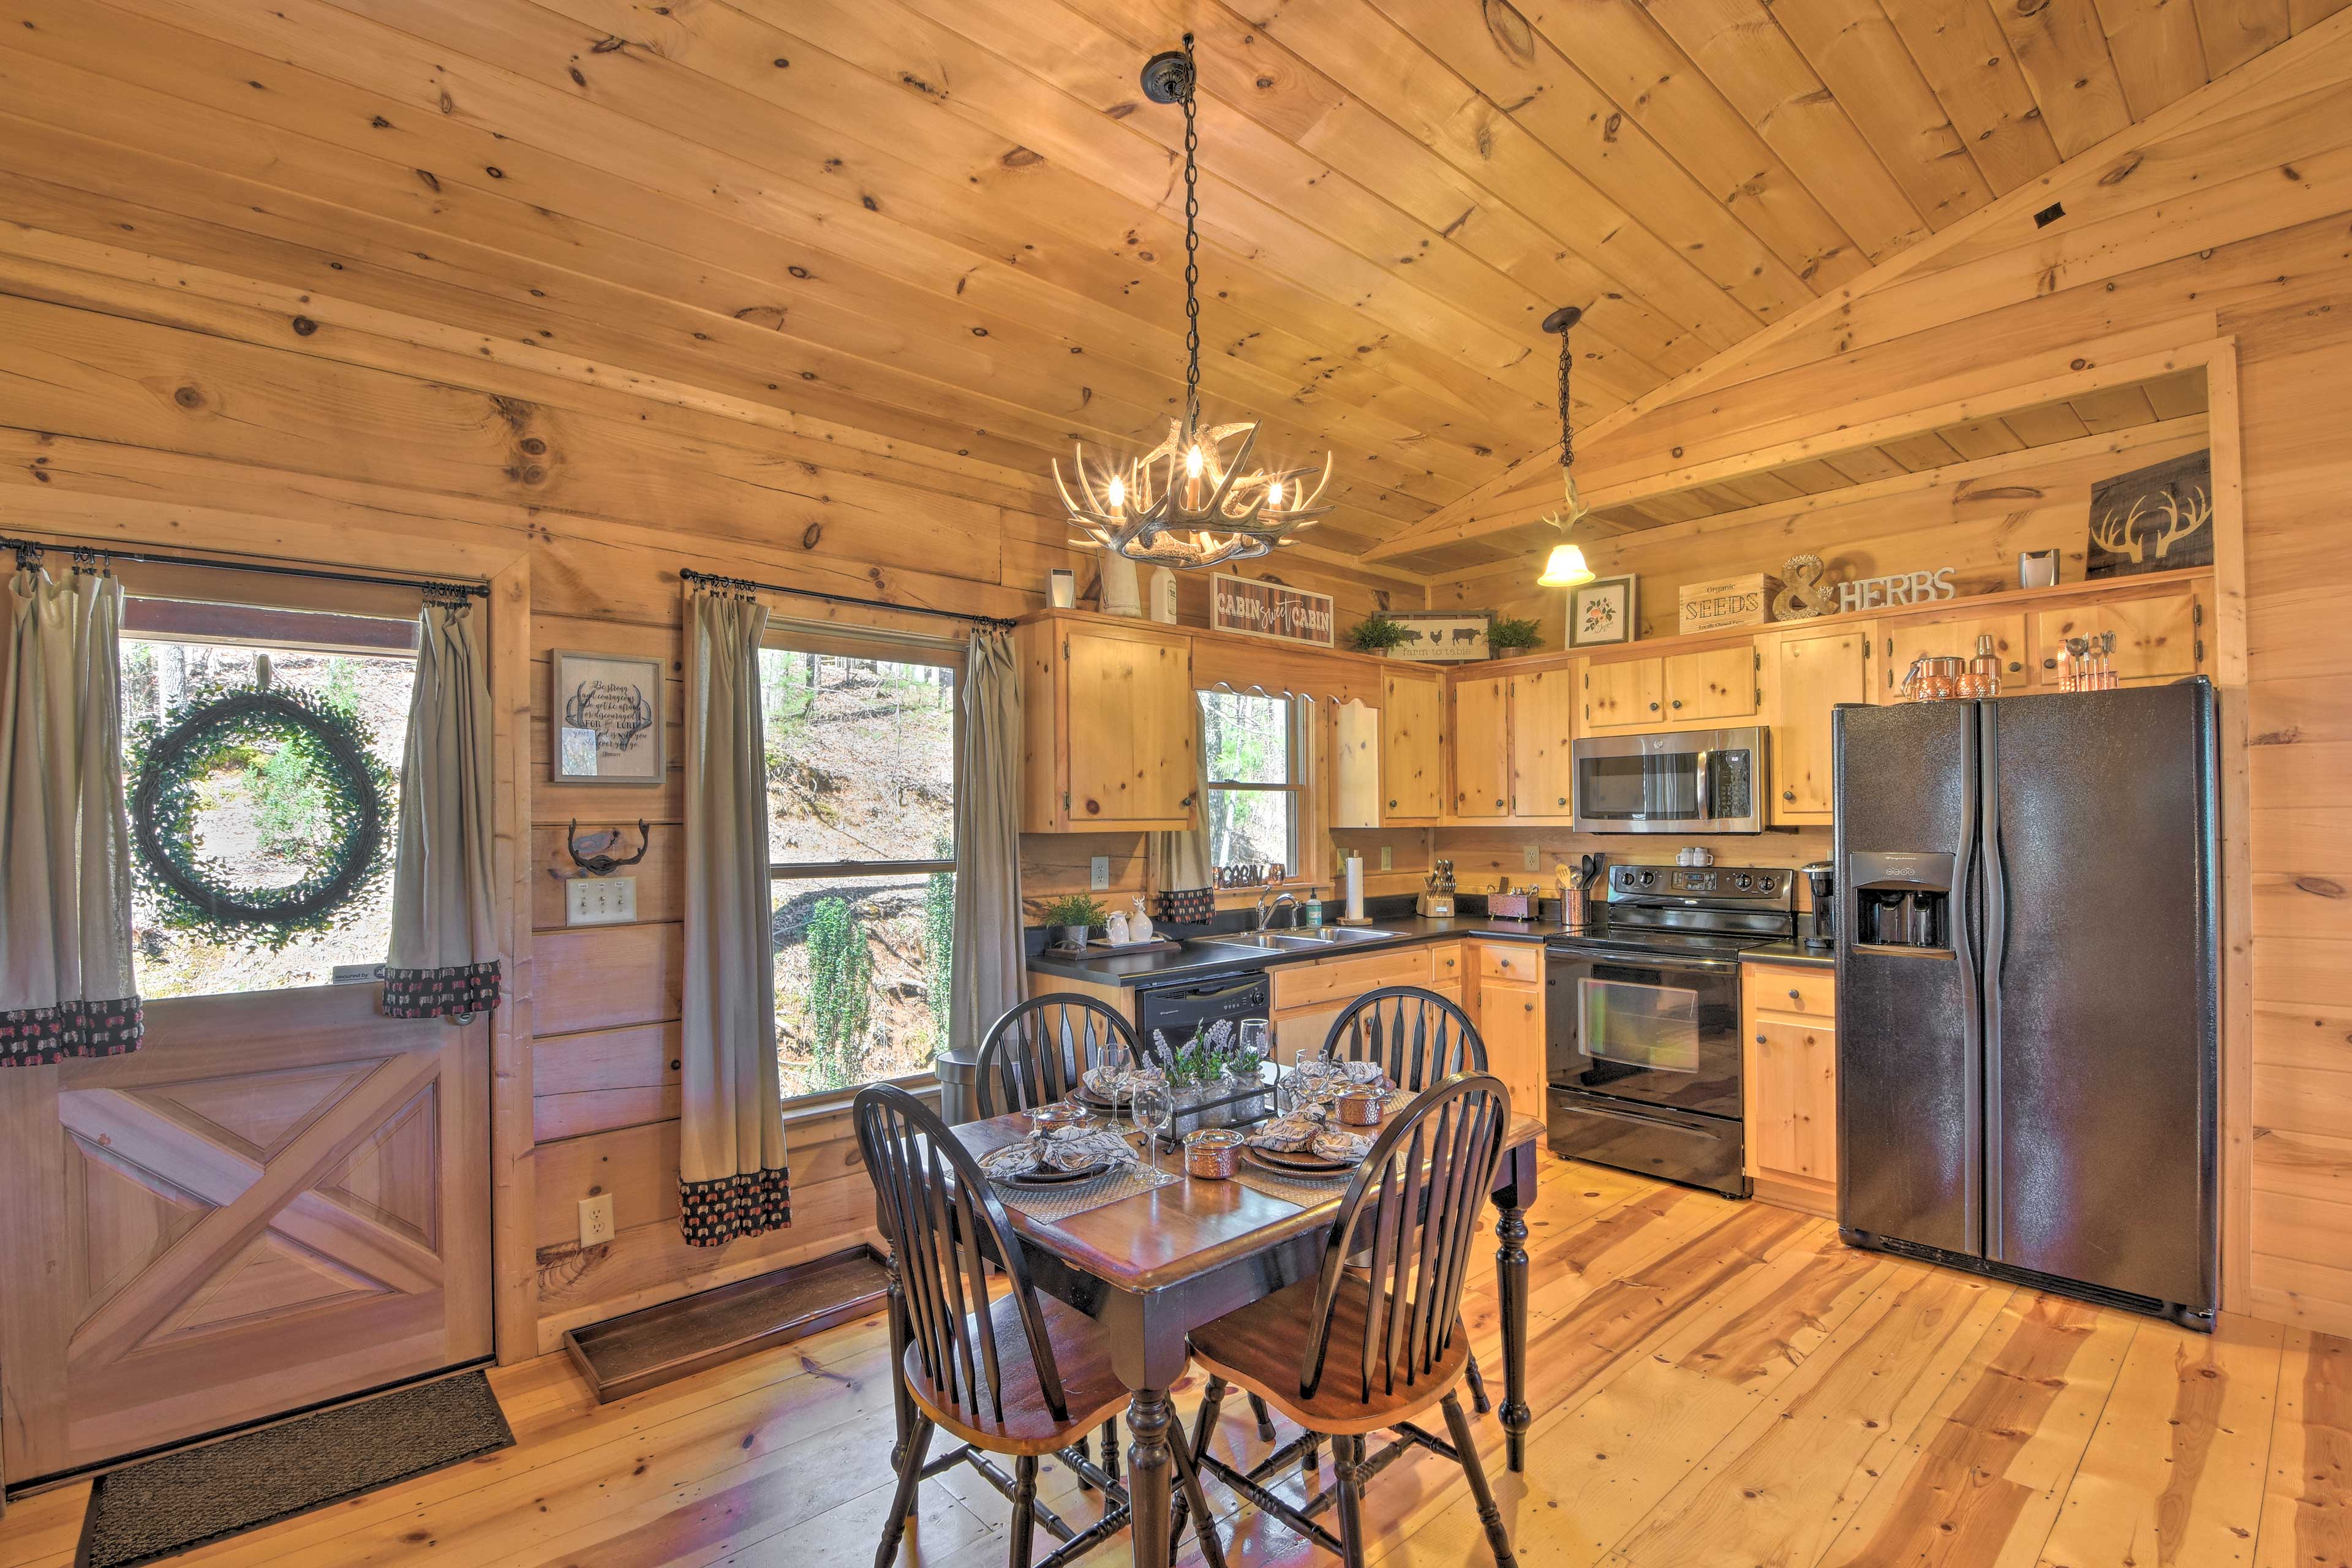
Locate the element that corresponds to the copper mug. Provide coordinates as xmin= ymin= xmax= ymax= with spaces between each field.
xmin=1184 ymin=1129 xmax=1244 ymax=1180
xmin=1337 ymin=1088 xmax=1385 ymax=1127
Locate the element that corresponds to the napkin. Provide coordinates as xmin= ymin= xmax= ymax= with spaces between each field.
xmin=1247 ymin=1113 xmax=1323 ymax=1153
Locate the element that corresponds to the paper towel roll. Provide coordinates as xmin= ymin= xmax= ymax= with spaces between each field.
xmin=1344 ymin=854 xmax=1366 ymax=922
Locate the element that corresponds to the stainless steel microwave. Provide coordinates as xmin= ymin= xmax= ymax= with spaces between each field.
xmin=1571 ymin=726 xmax=1768 ymax=835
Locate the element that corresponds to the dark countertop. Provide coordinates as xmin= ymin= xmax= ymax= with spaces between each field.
xmin=1738 ymin=940 xmax=1838 ymax=971
xmin=1026 ymin=914 xmax=1553 ymax=989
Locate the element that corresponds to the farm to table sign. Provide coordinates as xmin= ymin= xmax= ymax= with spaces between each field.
xmin=1211 ymin=574 xmax=1336 ymax=647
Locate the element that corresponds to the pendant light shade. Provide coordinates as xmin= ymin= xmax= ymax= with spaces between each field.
xmin=1538 ymin=540 xmax=1594 ymax=587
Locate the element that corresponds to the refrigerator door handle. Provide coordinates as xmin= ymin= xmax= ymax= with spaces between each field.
xmin=1980 ymin=702 xmax=2008 ymax=1264
xmin=1952 ymin=706 xmax=1984 ymax=1257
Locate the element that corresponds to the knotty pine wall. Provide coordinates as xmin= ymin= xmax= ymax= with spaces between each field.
xmin=1441 ymin=21 xmax=2352 ymax=1334
xmin=0 ymin=224 xmax=1404 ymax=1352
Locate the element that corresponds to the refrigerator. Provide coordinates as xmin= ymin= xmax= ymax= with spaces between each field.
xmin=1831 ymin=680 xmax=2219 ymax=1327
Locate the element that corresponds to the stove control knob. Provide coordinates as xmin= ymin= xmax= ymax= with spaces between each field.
xmin=1757 ymin=875 xmax=1776 ymax=894
xmin=1638 ymin=870 xmax=1657 ymax=887
xmin=1732 ymin=873 xmax=1753 ymax=890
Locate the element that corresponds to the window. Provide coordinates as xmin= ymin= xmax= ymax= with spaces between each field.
xmin=760 ymin=638 xmax=959 ymax=1100
xmin=118 ymin=602 xmax=416 ymax=1000
xmin=1200 ymin=689 xmax=1300 ymax=879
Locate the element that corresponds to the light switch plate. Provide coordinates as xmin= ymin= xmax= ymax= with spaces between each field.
xmin=578 ymin=1193 xmax=616 ymax=1248
xmin=1090 ymin=855 xmax=1110 ymax=891
xmin=567 ymin=876 xmax=637 ymax=925
xmin=1379 ymin=845 xmax=1393 ymax=871
xmin=1523 ymin=845 xmax=1542 ymax=872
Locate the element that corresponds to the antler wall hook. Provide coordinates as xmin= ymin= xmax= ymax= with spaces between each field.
xmin=567 ymin=820 xmax=650 ymax=877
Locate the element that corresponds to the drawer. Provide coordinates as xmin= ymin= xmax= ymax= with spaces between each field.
xmin=1748 ymin=963 xmax=1834 ymax=1022
xmin=1429 ymin=944 xmax=1466 ymax=986
xmin=1271 ymin=946 xmax=1436 ymax=1011
xmin=1477 ymin=944 xmax=1540 ymax=984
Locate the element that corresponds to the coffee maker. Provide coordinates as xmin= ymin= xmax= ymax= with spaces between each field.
xmin=1801 ymin=861 xmax=1836 ymax=951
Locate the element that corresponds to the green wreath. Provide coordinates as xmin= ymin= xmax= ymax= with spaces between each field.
xmin=127 ymin=684 xmax=395 ymax=951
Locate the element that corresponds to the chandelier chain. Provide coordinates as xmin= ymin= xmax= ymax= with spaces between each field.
xmin=1556 ymin=324 xmax=1574 ymax=473
xmin=1180 ymin=32 xmax=1202 ymax=437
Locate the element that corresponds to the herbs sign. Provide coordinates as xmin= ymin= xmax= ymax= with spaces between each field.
xmin=1837 ymin=567 xmax=1958 ymax=614
xmin=1210 ymin=574 xmax=1335 ymax=647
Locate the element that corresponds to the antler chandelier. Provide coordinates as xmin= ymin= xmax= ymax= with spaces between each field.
xmin=1055 ymin=35 xmax=1333 ymax=571
xmin=1535 ymin=305 xmax=1597 ymax=589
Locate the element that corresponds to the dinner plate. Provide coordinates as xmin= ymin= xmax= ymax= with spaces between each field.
xmin=1245 ymin=1145 xmax=1358 ymax=1175
xmin=1000 ymin=1158 xmax=1112 ymax=1186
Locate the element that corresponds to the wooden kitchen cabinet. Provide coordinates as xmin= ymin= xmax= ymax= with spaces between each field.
xmin=1450 ymin=673 xmax=1512 ymax=820
xmin=1471 ymin=943 xmax=1545 ymax=1118
xmin=1583 ymin=656 xmax=1664 ymax=729
xmin=1381 ymin=672 xmax=1446 ymax=824
xmin=1741 ymin=959 xmax=1837 ymax=1216
xmin=2029 ymin=589 xmax=2201 ymax=685
xmin=1662 ymin=644 xmax=1758 ymax=722
xmin=1762 ymin=621 xmax=1874 ymax=826
xmin=1017 ymin=616 xmax=1196 ymax=832
xmin=1507 ymin=667 xmax=1577 ymax=822
xmin=1878 ymin=612 xmax=2029 ymax=701
xmin=1330 ymin=698 xmax=1383 ymax=829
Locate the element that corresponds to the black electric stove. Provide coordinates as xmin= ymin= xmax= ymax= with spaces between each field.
xmin=1543 ymin=864 xmax=1797 ymax=1197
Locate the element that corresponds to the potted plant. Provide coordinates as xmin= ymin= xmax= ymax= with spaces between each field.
xmin=1345 ymin=613 xmax=1412 ymax=655
xmin=1039 ymin=893 xmax=1107 ymax=952
xmin=1488 ymin=616 xmax=1544 ymax=658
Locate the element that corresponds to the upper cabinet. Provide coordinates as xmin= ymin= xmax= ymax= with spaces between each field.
xmin=1662 ymin=645 xmax=1758 ymax=723
xmin=1583 ymin=657 xmax=1665 ymax=729
xmin=2029 ymin=589 xmax=2201 ymax=685
xmin=1761 ymin=621 xmax=1874 ymax=826
xmin=1381 ymin=671 xmax=1446 ymax=824
xmin=1017 ymin=617 xmax=1196 ymax=832
xmin=1450 ymin=674 xmax=1511 ymax=820
xmin=1507 ymin=668 xmax=1577 ymax=823
xmin=1879 ymin=613 xmax=2029 ymax=702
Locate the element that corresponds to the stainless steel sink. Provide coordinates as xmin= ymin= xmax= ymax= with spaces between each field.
xmin=1274 ymin=926 xmax=1403 ymax=944
xmin=1183 ymin=932 xmax=1297 ymax=951
xmin=1182 ymin=927 xmax=1404 ymax=954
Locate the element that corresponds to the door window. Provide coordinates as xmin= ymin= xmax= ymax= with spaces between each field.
xmin=1577 ymin=977 xmax=1701 ymax=1074
xmin=1577 ymin=753 xmax=1698 ymax=820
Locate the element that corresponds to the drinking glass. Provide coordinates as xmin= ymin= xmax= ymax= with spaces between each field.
xmin=1129 ymin=1079 xmax=1175 ymax=1175
xmin=1103 ymin=1036 xmax=1135 ymax=1133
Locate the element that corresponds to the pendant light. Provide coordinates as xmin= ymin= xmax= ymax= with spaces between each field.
xmin=1052 ymin=36 xmax=1333 ymax=570
xmin=1534 ymin=305 xmax=1596 ymax=589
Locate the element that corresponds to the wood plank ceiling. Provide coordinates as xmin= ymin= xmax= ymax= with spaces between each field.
xmin=0 ymin=0 xmax=2327 ymax=573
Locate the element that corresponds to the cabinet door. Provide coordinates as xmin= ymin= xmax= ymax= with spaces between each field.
xmin=1508 ymin=668 xmax=1577 ymax=820
xmin=2030 ymin=590 xmax=2199 ymax=685
xmin=1272 ymin=1005 xmax=1344 ymax=1067
xmin=1663 ymin=644 xmax=1757 ymax=722
xmin=1879 ymin=614 xmax=2028 ymax=701
xmin=1381 ymin=674 xmax=1445 ymax=821
xmin=1331 ymin=698 xmax=1382 ymax=829
xmin=1477 ymin=979 xmax=1545 ymax=1117
xmin=1770 ymin=624 xmax=1872 ymax=824
xmin=1450 ymin=675 xmax=1511 ymax=820
xmin=1064 ymin=627 xmax=1196 ymax=824
xmin=1746 ymin=1019 xmax=1837 ymax=1184
xmin=1585 ymin=657 xmax=1663 ymax=728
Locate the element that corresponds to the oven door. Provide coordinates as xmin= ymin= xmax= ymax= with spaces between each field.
xmin=1571 ymin=728 xmax=1765 ymax=834
xmin=1545 ymin=944 xmax=1746 ymax=1120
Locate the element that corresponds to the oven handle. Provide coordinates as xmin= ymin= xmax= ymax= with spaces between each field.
xmin=1548 ymin=1094 xmax=1721 ymax=1137
xmin=1545 ymin=946 xmax=1740 ymax=976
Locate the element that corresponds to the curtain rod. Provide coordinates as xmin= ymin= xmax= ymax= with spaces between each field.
xmin=6 ymin=535 xmax=489 ymax=599
xmin=680 ymin=567 xmax=1017 ymax=631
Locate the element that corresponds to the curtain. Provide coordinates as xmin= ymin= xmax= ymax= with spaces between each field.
xmin=680 ymin=584 xmax=789 ymax=1245
xmin=1153 ymin=694 xmax=1213 ymax=892
xmin=383 ymin=592 xmax=502 ymax=1019
xmin=948 ymin=628 xmax=1023 ymax=1058
xmin=0 ymin=563 xmax=141 ymax=1065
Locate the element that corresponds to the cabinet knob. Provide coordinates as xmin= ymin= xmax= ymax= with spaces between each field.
xmin=1524 ymin=1001 xmax=1535 ymax=1012
xmin=1649 ymin=702 xmax=1660 ymax=711
xmin=1556 ymin=796 xmax=1567 ymax=807
xmin=1757 ymin=1033 xmax=1766 ymax=1044
xmin=1782 ymin=788 xmax=1796 ymax=801
xmin=1494 ymin=797 xmax=1505 ymax=808
xmin=1672 ymin=699 xmax=1683 ymax=709
xmin=2008 ymin=662 xmax=2022 ymax=673
xmin=2044 ymin=657 xmax=2057 ymax=669
xmin=1387 ymin=799 xmax=1398 ymax=809
xmin=1789 ymin=989 xmax=1802 ymax=1000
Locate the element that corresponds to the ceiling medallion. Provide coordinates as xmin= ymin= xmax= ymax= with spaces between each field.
xmin=1535 ymin=304 xmax=1597 ymax=589
xmin=1054 ymin=35 xmax=1333 ymax=571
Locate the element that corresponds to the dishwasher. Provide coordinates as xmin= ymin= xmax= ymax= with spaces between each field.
xmin=1133 ymin=969 xmax=1271 ymax=1052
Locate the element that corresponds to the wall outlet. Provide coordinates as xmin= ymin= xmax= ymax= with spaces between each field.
xmin=567 ymin=876 xmax=637 ymax=926
xmin=1523 ymin=845 xmax=1542 ymax=872
xmin=578 ymin=1192 xmax=616 ymax=1248
xmin=1379 ymin=845 xmax=1393 ymax=871
xmin=1090 ymin=855 xmax=1110 ymax=891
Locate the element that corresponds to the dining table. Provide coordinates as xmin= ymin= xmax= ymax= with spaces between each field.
xmin=895 ymin=1101 xmax=1546 ymax=1568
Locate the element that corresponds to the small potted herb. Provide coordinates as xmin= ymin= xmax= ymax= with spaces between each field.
xmin=1488 ymin=617 xmax=1544 ymax=658
xmin=1039 ymin=893 xmax=1107 ymax=952
xmin=1346 ymin=613 xmax=1412 ymax=655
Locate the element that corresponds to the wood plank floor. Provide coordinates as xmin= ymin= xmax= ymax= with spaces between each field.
xmin=5 ymin=1153 xmax=2346 ymax=1568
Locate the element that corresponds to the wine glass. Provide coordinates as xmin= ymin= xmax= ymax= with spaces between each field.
xmin=1102 ymin=1035 xmax=1134 ymax=1134
xmin=1129 ymin=1077 xmax=1175 ymax=1175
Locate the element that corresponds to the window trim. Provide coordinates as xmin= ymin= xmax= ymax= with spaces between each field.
xmin=1199 ymin=688 xmax=1307 ymax=882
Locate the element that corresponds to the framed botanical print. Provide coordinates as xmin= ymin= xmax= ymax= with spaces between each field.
xmin=551 ymin=649 xmax=664 ymax=785
xmin=1567 ymin=575 xmax=1637 ymax=648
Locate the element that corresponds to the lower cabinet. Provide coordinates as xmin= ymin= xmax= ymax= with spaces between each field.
xmin=1470 ymin=943 xmax=1545 ymax=1117
xmin=1740 ymin=960 xmax=1838 ymax=1216
xmin=1270 ymin=944 xmax=1436 ymax=1064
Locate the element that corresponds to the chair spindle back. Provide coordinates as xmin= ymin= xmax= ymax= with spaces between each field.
xmin=1319 ymin=986 xmax=1485 ymax=1091
xmin=976 ymin=996 xmax=1138 ymax=1117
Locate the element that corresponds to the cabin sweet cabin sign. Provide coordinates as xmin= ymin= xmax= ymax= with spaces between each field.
xmin=1210 ymin=575 xmax=1336 ymax=647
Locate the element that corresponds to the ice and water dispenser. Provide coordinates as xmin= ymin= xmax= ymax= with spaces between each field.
xmin=1846 ymin=851 xmax=1955 ymax=952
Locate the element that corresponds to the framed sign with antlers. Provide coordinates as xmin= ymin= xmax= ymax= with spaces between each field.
xmin=2086 ymin=450 xmax=2214 ymax=580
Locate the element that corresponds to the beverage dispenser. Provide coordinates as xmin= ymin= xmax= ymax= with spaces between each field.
xmin=1845 ymin=851 xmax=1954 ymax=952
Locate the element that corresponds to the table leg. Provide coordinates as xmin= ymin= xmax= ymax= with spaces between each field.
xmin=1494 ymin=1202 xmax=1531 ymax=1473
xmin=1125 ymin=1387 xmax=1176 ymax=1568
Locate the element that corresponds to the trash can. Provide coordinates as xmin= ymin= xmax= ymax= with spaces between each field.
xmin=933 ymin=1051 xmax=981 ymax=1127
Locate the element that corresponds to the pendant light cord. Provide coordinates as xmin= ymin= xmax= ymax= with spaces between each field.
xmin=1180 ymin=32 xmax=1202 ymax=439
xmin=1556 ymin=323 xmax=1575 ymax=476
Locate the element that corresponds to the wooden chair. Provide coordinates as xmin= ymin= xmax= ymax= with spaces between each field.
xmin=974 ymin=995 xmax=1138 ymax=1120
xmin=853 ymin=1084 xmax=1227 ymax=1568
xmin=1318 ymin=986 xmax=1493 ymax=1418
xmin=1185 ymin=1074 xmax=1518 ymax=1568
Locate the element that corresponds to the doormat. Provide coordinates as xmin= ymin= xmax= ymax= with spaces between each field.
xmin=76 ymin=1371 xmax=513 ymax=1568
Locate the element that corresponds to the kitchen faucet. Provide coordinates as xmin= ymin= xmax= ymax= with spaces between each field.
xmin=1253 ymin=886 xmax=1302 ymax=932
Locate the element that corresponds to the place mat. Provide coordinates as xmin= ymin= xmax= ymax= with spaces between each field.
xmin=1232 ymin=1155 xmax=1360 ymax=1208
xmin=990 ymin=1157 xmax=1181 ymax=1222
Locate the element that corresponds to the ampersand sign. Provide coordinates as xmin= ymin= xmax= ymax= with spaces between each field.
xmin=1774 ymin=555 xmax=1834 ymax=620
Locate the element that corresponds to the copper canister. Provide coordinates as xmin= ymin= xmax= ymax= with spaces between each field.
xmin=1184 ymin=1129 xmax=1245 ymax=1179
xmin=1337 ymin=1088 xmax=1385 ymax=1127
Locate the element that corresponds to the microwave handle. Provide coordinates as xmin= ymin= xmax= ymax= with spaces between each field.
xmin=1695 ymin=748 xmax=1713 ymax=821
